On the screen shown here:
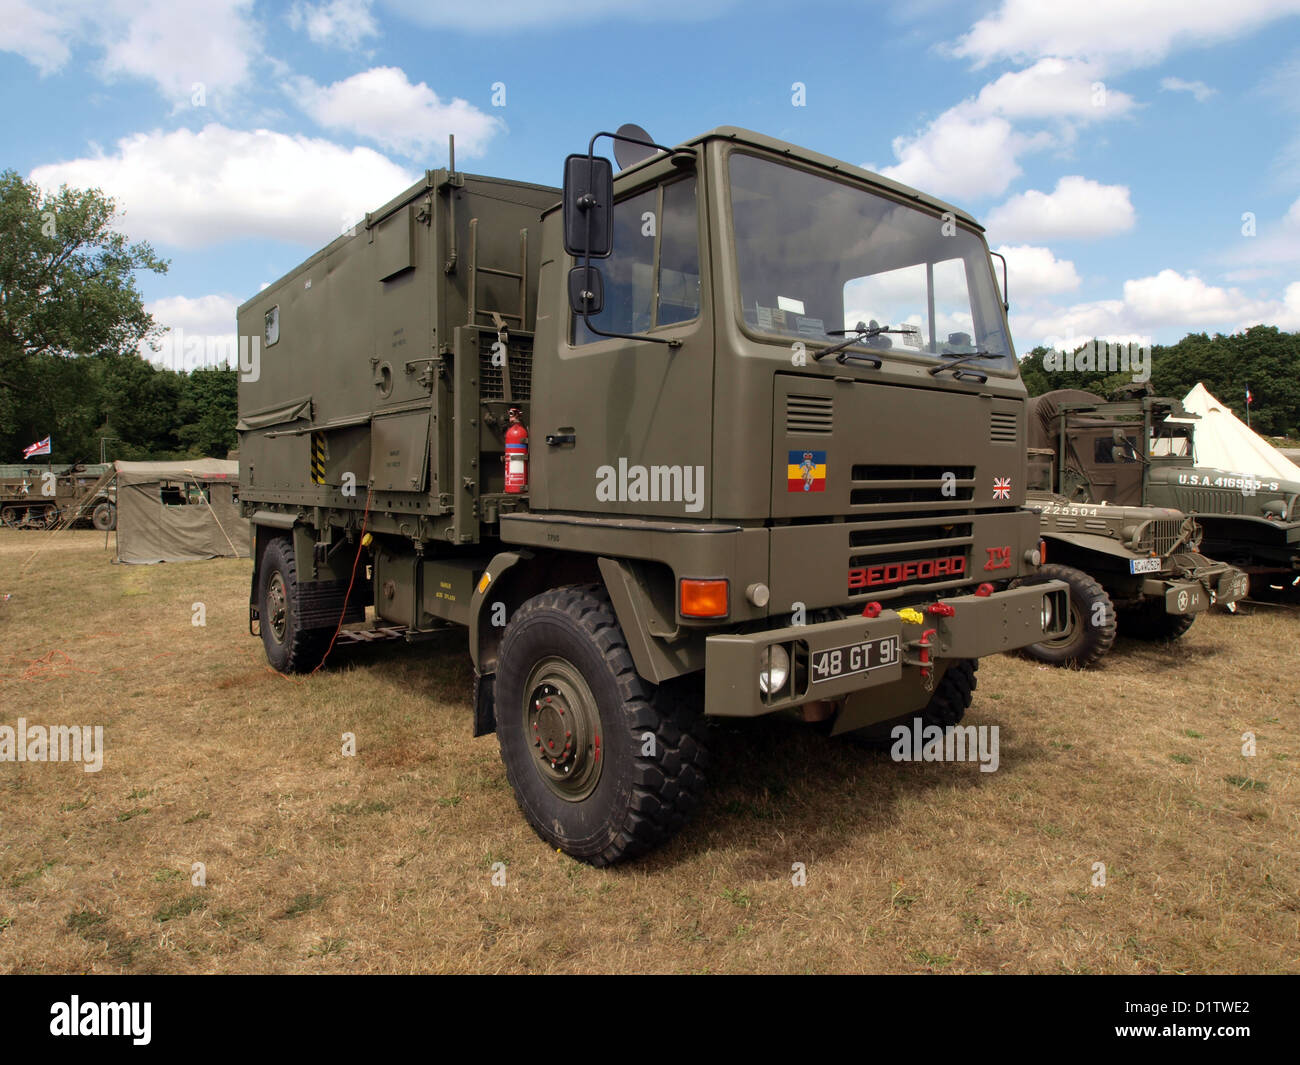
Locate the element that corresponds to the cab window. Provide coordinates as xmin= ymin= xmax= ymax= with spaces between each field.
xmin=573 ymin=177 xmax=699 ymax=343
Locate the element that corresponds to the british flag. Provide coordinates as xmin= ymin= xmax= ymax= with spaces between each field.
xmin=993 ymin=477 xmax=1011 ymax=500
xmin=22 ymin=435 xmax=50 ymax=459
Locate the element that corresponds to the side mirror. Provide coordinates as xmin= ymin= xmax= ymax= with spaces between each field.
xmin=567 ymin=265 xmax=605 ymax=316
xmin=562 ymin=154 xmax=614 ymax=259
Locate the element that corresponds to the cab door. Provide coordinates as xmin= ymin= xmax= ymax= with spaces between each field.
xmin=530 ymin=170 xmax=714 ymax=518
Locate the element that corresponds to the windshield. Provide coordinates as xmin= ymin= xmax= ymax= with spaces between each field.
xmin=727 ymin=152 xmax=1013 ymax=369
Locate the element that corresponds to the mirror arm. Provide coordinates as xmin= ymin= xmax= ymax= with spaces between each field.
xmin=574 ymin=134 xmax=689 ymax=348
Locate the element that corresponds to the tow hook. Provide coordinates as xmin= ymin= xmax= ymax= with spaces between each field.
xmin=905 ymin=628 xmax=938 ymax=692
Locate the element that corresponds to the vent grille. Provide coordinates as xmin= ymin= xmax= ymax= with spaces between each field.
xmin=850 ymin=465 xmax=975 ymax=506
xmin=990 ymin=411 xmax=1018 ymax=444
xmin=479 ymin=331 xmax=533 ymax=400
xmin=786 ymin=394 xmax=833 ymax=435
xmin=1135 ymin=517 xmax=1196 ymax=556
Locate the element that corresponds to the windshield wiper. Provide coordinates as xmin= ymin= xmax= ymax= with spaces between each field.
xmin=813 ymin=320 xmax=915 ymax=364
xmin=928 ymin=350 xmax=1002 ymax=377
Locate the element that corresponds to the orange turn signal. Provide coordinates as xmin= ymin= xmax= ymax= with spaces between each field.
xmin=680 ymin=578 xmax=729 ymax=619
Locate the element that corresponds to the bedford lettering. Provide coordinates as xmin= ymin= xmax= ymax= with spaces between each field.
xmin=848 ymin=554 xmax=966 ymax=590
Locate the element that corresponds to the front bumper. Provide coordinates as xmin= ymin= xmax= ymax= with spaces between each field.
xmin=1143 ymin=562 xmax=1249 ymax=614
xmin=703 ymin=579 xmax=1068 ymax=718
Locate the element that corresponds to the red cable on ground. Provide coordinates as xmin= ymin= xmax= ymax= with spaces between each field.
xmin=309 ymin=485 xmax=373 ymax=676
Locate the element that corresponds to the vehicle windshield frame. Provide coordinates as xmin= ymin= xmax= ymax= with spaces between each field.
xmin=721 ymin=147 xmax=1015 ymax=375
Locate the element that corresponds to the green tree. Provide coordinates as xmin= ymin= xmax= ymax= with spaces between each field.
xmin=0 ymin=170 xmax=168 ymax=458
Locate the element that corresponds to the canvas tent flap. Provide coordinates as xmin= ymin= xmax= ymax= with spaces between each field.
xmin=1177 ymin=383 xmax=1300 ymax=482
xmin=113 ymin=459 xmax=249 ymax=564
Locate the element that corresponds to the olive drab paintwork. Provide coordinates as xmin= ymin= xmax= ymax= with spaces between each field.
xmin=238 ymin=126 xmax=1072 ymax=860
xmin=0 ymin=463 xmax=116 ymax=529
xmin=1031 ymin=389 xmax=1300 ymax=579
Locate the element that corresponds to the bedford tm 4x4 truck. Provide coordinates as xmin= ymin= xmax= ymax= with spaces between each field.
xmin=1033 ymin=389 xmax=1300 ymax=593
xmin=1011 ymin=441 xmax=1247 ymax=668
xmin=237 ymin=126 xmax=1068 ymax=865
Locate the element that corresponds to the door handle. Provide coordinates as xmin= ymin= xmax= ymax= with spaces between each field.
xmin=545 ymin=432 xmax=576 ymax=447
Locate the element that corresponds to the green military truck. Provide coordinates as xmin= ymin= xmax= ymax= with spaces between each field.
xmin=237 ymin=126 xmax=1068 ymax=865
xmin=0 ymin=463 xmax=116 ymax=530
xmin=1033 ymin=389 xmax=1300 ymax=592
xmin=1010 ymin=443 xmax=1247 ymax=668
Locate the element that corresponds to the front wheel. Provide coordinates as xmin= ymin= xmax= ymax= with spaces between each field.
xmin=495 ymin=584 xmax=710 ymax=866
xmin=1011 ymin=563 xmax=1115 ymax=668
xmin=1118 ymin=603 xmax=1195 ymax=641
xmin=92 ymin=502 xmax=116 ymax=531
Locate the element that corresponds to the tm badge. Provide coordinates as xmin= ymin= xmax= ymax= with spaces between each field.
xmin=788 ymin=450 xmax=826 ymax=493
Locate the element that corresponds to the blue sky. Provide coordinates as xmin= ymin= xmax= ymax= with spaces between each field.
xmin=3 ymin=0 xmax=1300 ymax=368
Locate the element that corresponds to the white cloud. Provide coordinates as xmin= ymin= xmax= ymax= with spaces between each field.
xmin=288 ymin=67 xmax=502 ymax=160
xmin=1159 ymin=77 xmax=1217 ymax=102
xmin=994 ymin=244 xmax=1082 ymax=300
xmin=986 ymin=177 xmax=1136 ymax=241
xmin=288 ymin=0 xmax=378 ymax=50
xmin=875 ymin=113 xmax=1042 ymax=201
xmin=975 ymin=58 xmax=1136 ymax=121
xmin=1222 ymin=195 xmax=1300 ymax=267
xmin=952 ymin=0 xmax=1300 ymax=67
xmin=0 ymin=0 xmax=261 ymax=100
xmin=140 ymin=294 xmax=239 ymax=370
xmin=871 ymin=59 xmax=1132 ymax=204
xmin=1015 ymin=269 xmax=1293 ymax=343
xmin=381 ymin=0 xmax=736 ymax=30
xmin=30 ymin=124 xmax=416 ymax=248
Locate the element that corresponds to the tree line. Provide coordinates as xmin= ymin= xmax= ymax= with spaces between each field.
xmin=1019 ymin=325 xmax=1300 ymax=438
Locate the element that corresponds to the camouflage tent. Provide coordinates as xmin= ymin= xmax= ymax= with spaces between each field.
xmin=113 ymin=459 xmax=249 ymax=564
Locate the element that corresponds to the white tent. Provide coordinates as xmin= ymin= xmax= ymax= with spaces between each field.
xmin=1177 ymin=383 xmax=1300 ymax=481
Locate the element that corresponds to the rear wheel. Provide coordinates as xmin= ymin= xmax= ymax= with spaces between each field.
xmin=92 ymin=502 xmax=116 ymax=531
xmin=495 ymin=584 xmax=710 ymax=866
xmin=1118 ymin=603 xmax=1195 ymax=641
xmin=1011 ymin=563 xmax=1115 ymax=668
xmin=257 ymin=536 xmax=329 ymax=673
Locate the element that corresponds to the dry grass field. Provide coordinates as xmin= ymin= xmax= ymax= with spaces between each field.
xmin=0 ymin=528 xmax=1296 ymax=974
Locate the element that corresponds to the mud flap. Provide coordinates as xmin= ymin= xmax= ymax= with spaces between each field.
xmin=473 ymin=673 xmax=496 ymax=737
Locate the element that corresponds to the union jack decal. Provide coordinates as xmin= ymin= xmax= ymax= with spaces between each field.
xmin=993 ymin=477 xmax=1012 ymax=500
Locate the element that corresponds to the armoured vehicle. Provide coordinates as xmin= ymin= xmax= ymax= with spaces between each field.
xmin=0 ymin=463 xmax=116 ymax=530
xmin=1032 ymin=389 xmax=1300 ymax=589
xmin=237 ymin=126 xmax=1069 ymax=865
xmin=1011 ymin=443 xmax=1247 ymax=668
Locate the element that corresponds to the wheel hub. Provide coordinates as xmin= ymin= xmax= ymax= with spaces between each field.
xmin=267 ymin=571 xmax=288 ymax=643
xmin=524 ymin=664 xmax=602 ymax=801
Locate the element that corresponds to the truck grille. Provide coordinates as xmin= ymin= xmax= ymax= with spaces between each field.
xmin=1134 ymin=517 xmax=1198 ymax=556
xmin=478 ymin=331 xmax=533 ymax=401
xmin=846 ymin=516 xmax=973 ymax=599
xmin=786 ymin=394 xmax=833 ymax=435
xmin=850 ymin=465 xmax=975 ymax=507
xmin=990 ymin=411 xmax=1017 ymax=444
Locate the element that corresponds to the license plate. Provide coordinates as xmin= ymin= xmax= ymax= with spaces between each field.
xmin=1130 ymin=557 xmax=1162 ymax=574
xmin=811 ymin=635 xmax=899 ymax=683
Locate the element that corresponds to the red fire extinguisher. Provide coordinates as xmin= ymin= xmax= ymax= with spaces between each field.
xmin=504 ymin=407 xmax=528 ymax=493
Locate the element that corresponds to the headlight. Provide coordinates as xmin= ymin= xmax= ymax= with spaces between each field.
xmin=759 ymin=644 xmax=790 ymax=695
xmin=1042 ymin=595 xmax=1054 ymax=630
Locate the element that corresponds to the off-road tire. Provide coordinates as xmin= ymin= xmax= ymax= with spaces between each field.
xmin=1118 ymin=603 xmax=1195 ymax=641
xmin=1011 ymin=563 xmax=1115 ymax=668
xmin=846 ymin=658 xmax=978 ymax=746
xmin=495 ymin=584 xmax=710 ymax=867
xmin=257 ymin=536 xmax=330 ymax=674
xmin=92 ymin=502 xmax=116 ymax=531
xmin=921 ymin=658 xmax=978 ymax=727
